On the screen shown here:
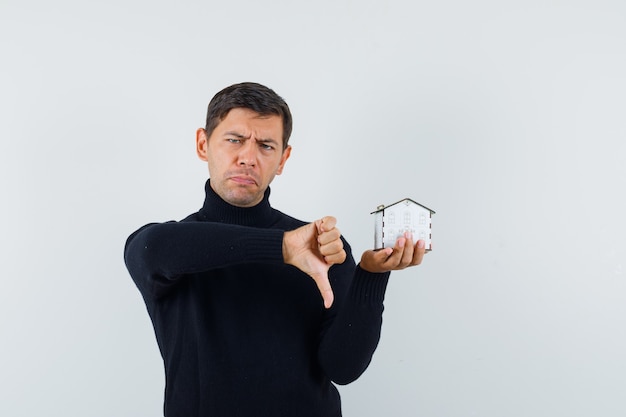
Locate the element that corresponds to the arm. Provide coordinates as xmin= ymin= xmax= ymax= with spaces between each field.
xmin=318 ymin=234 xmax=428 ymax=384
xmin=124 ymin=221 xmax=285 ymax=298
xmin=278 ymin=217 xmax=385 ymax=382
xmin=318 ymin=261 xmax=390 ymax=385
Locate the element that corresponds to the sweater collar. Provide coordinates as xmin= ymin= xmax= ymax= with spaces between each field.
xmin=198 ymin=179 xmax=274 ymax=227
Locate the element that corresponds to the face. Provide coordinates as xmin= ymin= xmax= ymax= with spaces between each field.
xmin=196 ymin=107 xmax=291 ymax=207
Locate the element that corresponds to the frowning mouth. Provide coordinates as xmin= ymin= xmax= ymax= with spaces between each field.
xmin=228 ymin=175 xmax=258 ymax=185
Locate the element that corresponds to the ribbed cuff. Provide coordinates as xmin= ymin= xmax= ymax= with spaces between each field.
xmin=350 ymin=265 xmax=391 ymax=305
xmin=243 ymin=229 xmax=286 ymax=263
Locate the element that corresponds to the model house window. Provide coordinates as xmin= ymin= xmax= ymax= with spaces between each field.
xmin=404 ymin=212 xmax=411 ymax=224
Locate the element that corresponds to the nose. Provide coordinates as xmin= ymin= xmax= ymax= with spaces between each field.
xmin=238 ymin=140 xmax=257 ymax=167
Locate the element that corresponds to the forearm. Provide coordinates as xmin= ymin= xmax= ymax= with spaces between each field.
xmin=318 ymin=265 xmax=390 ymax=385
xmin=124 ymin=221 xmax=284 ymax=296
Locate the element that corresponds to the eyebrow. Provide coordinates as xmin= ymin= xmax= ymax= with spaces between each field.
xmin=256 ymin=138 xmax=279 ymax=146
xmin=224 ymin=131 xmax=249 ymax=139
xmin=224 ymin=131 xmax=279 ymax=145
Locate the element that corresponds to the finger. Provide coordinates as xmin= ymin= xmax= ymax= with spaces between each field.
xmin=313 ymin=272 xmax=334 ymax=309
xmin=317 ymin=227 xmax=341 ymax=246
xmin=323 ymin=249 xmax=346 ymax=265
xmin=411 ymin=239 xmax=426 ymax=266
xmin=381 ymin=237 xmax=406 ymax=269
xmin=319 ymin=235 xmax=345 ymax=265
xmin=319 ymin=234 xmax=343 ymax=254
xmin=320 ymin=245 xmax=344 ymax=261
xmin=399 ymin=233 xmax=415 ymax=267
xmin=318 ymin=216 xmax=337 ymax=233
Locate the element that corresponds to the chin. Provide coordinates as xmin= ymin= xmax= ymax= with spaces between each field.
xmin=225 ymin=191 xmax=261 ymax=208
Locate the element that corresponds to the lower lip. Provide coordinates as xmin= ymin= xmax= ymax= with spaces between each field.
xmin=230 ymin=177 xmax=256 ymax=185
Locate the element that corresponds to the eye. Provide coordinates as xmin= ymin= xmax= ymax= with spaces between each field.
xmin=227 ymin=138 xmax=241 ymax=144
xmin=259 ymin=143 xmax=274 ymax=151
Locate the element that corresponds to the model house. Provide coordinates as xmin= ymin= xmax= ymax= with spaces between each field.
xmin=371 ymin=198 xmax=435 ymax=251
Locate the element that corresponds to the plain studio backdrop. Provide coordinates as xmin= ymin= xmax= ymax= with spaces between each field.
xmin=1 ymin=0 xmax=625 ymax=416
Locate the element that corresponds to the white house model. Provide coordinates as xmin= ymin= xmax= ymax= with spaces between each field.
xmin=371 ymin=198 xmax=435 ymax=251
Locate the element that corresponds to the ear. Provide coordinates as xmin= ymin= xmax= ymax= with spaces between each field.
xmin=196 ymin=128 xmax=208 ymax=161
xmin=276 ymin=145 xmax=292 ymax=175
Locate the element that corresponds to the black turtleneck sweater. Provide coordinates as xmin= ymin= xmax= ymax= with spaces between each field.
xmin=124 ymin=180 xmax=391 ymax=417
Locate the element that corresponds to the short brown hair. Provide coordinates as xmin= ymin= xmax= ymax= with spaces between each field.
xmin=205 ymin=82 xmax=293 ymax=150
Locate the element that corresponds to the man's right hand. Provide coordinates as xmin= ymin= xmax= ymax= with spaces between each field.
xmin=282 ymin=217 xmax=346 ymax=309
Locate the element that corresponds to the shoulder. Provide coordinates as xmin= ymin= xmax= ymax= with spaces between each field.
xmin=125 ymin=219 xmax=177 ymax=247
xmin=269 ymin=208 xmax=308 ymax=230
xmin=180 ymin=210 xmax=202 ymax=223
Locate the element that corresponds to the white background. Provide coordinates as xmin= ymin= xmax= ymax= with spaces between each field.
xmin=1 ymin=0 xmax=625 ymax=416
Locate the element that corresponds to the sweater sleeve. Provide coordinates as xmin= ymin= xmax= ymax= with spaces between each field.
xmin=124 ymin=221 xmax=285 ymax=299
xmin=317 ymin=256 xmax=391 ymax=385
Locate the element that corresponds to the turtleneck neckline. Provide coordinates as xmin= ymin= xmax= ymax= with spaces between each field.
xmin=198 ymin=179 xmax=275 ymax=227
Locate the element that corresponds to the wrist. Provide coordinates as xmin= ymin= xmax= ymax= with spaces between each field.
xmin=282 ymin=230 xmax=293 ymax=265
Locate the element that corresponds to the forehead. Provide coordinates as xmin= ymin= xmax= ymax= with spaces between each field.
xmin=217 ymin=108 xmax=282 ymax=133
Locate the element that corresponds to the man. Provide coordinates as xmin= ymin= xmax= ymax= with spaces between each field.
xmin=124 ymin=82 xmax=426 ymax=417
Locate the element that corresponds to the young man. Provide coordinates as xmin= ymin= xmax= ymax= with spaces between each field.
xmin=124 ymin=82 xmax=426 ymax=417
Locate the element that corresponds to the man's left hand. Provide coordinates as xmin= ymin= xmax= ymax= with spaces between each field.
xmin=360 ymin=233 xmax=426 ymax=273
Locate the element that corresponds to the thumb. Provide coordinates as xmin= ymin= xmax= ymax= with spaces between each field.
xmin=312 ymin=271 xmax=334 ymax=309
xmin=360 ymin=247 xmax=394 ymax=273
xmin=377 ymin=247 xmax=393 ymax=260
xmin=367 ymin=248 xmax=393 ymax=264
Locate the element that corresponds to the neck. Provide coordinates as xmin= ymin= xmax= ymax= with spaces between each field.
xmin=198 ymin=179 xmax=274 ymax=227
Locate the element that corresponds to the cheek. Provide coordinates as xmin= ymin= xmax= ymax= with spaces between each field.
xmin=206 ymin=155 xmax=223 ymax=175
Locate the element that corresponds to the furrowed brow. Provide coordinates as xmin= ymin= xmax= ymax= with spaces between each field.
xmin=224 ymin=131 xmax=249 ymax=139
xmin=256 ymin=138 xmax=279 ymax=145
